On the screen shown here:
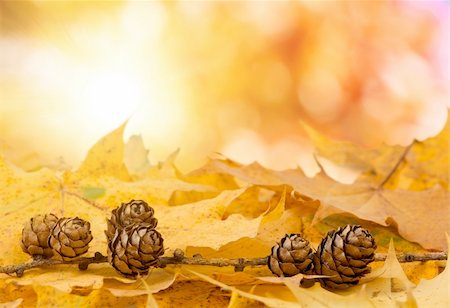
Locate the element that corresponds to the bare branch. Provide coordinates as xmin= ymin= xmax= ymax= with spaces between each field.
xmin=0 ymin=252 xmax=107 ymax=277
xmin=1 ymin=250 xmax=446 ymax=277
xmin=374 ymin=251 xmax=448 ymax=262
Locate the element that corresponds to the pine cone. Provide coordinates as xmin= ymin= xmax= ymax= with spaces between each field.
xmin=268 ymin=234 xmax=314 ymax=277
xmin=106 ymin=200 xmax=158 ymax=241
xmin=108 ymin=223 xmax=164 ymax=278
xmin=48 ymin=217 xmax=93 ymax=261
xmin=313 ymin=225 xmax=377 ymax=289
xmin=21 ymin=214 xmax=58 ymax=258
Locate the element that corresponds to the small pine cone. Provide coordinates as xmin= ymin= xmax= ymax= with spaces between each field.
xmin=268 ymin=234 xmax=314 ymax=277
xmin=313 ymin=225 xmax=377 ymax=290
xmin=21 ymin=214 xmax=58 ymax=258
xmin=106 ymin=200 xmax=158 ymax=241
xmin=108 ymin=224 xmax=164 ymax=278
xmin=48 ymin=217 xmax=93 ymax=261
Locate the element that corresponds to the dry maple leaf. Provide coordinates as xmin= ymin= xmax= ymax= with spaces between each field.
xmin=0 ymin=123 xmax=275 ymax=303
xmin=1 ymin=121 xmax=449 ymax=306
xmin=186 ymin=147 xmax=449 ymax=250
xmin=302 ymin=114 xmax=450 ymax=190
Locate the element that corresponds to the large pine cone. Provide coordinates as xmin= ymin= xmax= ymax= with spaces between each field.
xmin=48 ymin=217 xmax=93 ymax=261
xmin=106 ymin=200 xmax=158 ymax=241
xmin=268 ymin=234 xmax=314 ymax=277
xmin=21 ymin=214 xmax=58 ymax=258
xmin=108 ymin=223 xmax=164 ymax=278
xmin=313 ymin=225 xmax=377 ymax=289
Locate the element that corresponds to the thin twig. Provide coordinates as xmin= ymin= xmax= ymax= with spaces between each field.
xmin=159 ymin=252 xmax=268 ymax=272
xmin=0 ymin=250 xmax=446 ymax=277
xmin=0 ymin=252 xmax=107 ymax=277
xmin=377 ymin=142 xmax=414 ymax=189
xmin=374 ymin=251 xmax=448 ymax=262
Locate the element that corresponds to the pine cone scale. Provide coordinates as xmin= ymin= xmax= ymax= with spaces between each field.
xmin=23 ymin=232 xmax=39 ymax=247
xmin=291 ymin=249 xmax=309 ymax=260
xmin=337 ymin=265 xmax=355 ymax=276
xmin=139 ymin=243 xmax=151 ymax=254
xmin=280 ymin=263 xmax=300 ymax=276
xmin=37 ymin=233 xmax=48 ymax=246
xmin=70 ymin=239 xmax=87 ymax=248
xmin=345 ymin=244 xmax=362 ymax=258
xmin=60 ymin=245 xmax=76 ymax=257
xmin=114 ymin=257 xmax=133 ymax=274
xmin=68 ymin=230 xmax=81 ymax=241
xmin=278 ymin=248 xmax=295 ymax=263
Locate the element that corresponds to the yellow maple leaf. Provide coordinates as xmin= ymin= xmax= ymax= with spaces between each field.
xmin=1 ymin=119 xmax=449 ymax=306
xmin=74 ymin=121 xmax=131 ymax=181
xmin=186 ymin=155 xmax=449 ymax=250
xmin=302 ymin=115 xmax=450 ymax=190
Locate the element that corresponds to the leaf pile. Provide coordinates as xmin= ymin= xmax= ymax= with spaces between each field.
xmin=0 ymin=118 xmax=448 ymax=307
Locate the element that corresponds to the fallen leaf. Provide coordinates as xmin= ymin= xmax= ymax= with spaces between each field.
xmin=188 ymin=158 xmax=449 ymax=250
xmin=106 ymin=269 xmax=177 ymax=297
xmin=124 ymin=135 xmax=151 ymax=178
xmin=285 ymin=283 xmax=375 ymax=308
xmin=0 ymin=298 xmax=23 ymax=308
xmin=312 ymin=184 xmax=449 ymax=250
xmin=412 ymin=236 xmax=450 ymax=306
xmin=188 ymin=270 xmax=299 ymax=308
xmin=1 ymin=118 xmax=448 ymax=306
xmin=363 ymin=240 xmax=414 ymax=301
xmin=302 ymin=115 xmax=450 ymax=190
xmin=33 ymin=285 xmax=147 ymax=307
xmin=157 ymin=187 xmax=263 ymax=252
xmin=301 ymin=121 xmax=404 ymax=183
xmin=73 ymin=121 xmax=130 ymax=181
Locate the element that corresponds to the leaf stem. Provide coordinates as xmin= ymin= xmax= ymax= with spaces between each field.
xmin=377 ymin=142 xmax=414 ymax=189
xmin=0 ymin=250 xmax=446 ymax=277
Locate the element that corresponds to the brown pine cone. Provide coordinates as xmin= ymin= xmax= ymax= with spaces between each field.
xmin=21 ymin=214 xmax=58 ymax=258
xmin=48 ymin=217 xmax=93 ymax=261
xmin=313 ymin=225 xmax=377 ymax=289
xmin=268 ymin=234 xmax=314 ymax=277
xmin=106 ymin=200 xmax=158 ymax=241
xmin=108 ymin=223 xmax=164 ymax=278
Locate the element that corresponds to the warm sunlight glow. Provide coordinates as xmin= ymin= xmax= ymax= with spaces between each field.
xmin=79 ymin=71 xmax=141 ymax=130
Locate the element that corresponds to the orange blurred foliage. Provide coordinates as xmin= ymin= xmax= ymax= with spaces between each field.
xmin=0 ymin=1 xmax=448 ymax=172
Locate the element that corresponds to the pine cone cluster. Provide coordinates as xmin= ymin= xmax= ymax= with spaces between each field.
xmin=18 ymin=201 xmax=375 ymax=290
xmin=268 ymin=225 xmax=377 ymax=290
xmin=106 ymin=200 xmax=164 ymax=278
xmin=106 ymin=199 xmax=158 ymax=241
xmin=21 ymin=214 xmax=92 ymax=260
xmin=19 ymin=200 xmax=163 ymax=279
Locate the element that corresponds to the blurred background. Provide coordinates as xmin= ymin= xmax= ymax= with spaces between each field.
xmin=0 ymin=1 xmax=448 ymax=174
